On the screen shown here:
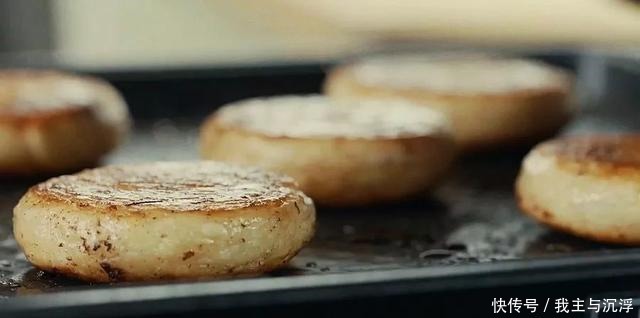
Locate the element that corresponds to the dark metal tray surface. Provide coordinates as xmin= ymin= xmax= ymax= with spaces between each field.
xmin=0 ymin=109 xmax=638 ymax=301
xmin=2 ymin=58 xmax=640 ymax=317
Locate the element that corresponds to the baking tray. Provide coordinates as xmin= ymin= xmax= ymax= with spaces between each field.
xmin=2 ymin=56 xmax=640 ymax=317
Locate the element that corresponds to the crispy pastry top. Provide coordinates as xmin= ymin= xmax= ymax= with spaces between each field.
xmin=31 ymin=161 xmax=308 ymax=212
xmin=211 ymin=95 xmax=450 ymax=139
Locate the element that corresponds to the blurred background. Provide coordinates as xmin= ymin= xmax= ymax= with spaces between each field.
xmin=1 ymin=0 xmax=366 ymax=68
xmin=2 ymin=0 xmax=640 ymax=67
xmin=1 ymin=0 xmax=639 ymax=119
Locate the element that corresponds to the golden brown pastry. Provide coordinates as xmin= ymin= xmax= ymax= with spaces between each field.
xmin=517 ymin=135 xmax=640 ymax=244
xmin=325 ymin=54 xmax=574 ymax=151
xmin=200 ymin=95 xmax=455 ymax=206
xmin=0 ymin=70 xmax=130 ymax=176
xmin=13 ymin=161 xmax=315 ymax=282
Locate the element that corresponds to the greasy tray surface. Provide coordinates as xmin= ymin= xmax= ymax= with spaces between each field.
xmin=0 ymin=113 xmax=638 ymax=298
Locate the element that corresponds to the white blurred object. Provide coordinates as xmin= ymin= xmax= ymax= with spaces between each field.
xmin=45 ymin=0 xmax=640 ymax=69
xmin=277 ymin=0 xmax=640 ymax=47
xmin=50 ymin=0 xmax=367 ymax=69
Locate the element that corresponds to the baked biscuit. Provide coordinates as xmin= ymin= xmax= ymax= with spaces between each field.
xmin=325 ymin=55 xmax=574 ymax=151
xmin=13 ymin=161 xmax=315 ymax=282
xmin=0 ymin=70 xmax=130 ymax=175
xmin=201 ymin=95 xmax=455 ymax=206
xmin=517 ymin=135 xmax=640 ymax=244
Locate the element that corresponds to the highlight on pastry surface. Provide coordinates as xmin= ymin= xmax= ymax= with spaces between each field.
xmin=200 ymin=95 xmax=455 ymax=206
xmin=325 ymin=54 xmax=574 ymax=151
xmin=516 ymin=134 xmax=640 ymax=244
xmin=0 ymin=69 xmax=130 ymax=176
xmin=13 ymin=161 xmax=315 ymax=282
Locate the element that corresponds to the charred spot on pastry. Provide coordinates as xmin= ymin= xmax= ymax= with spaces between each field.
xmin=99 ymin=262 xmax=123 ymax=281
xmin=34 ymin=161 xmax=299 ymax=212
xmin=182 ymin=251 xmax=195 ymax=261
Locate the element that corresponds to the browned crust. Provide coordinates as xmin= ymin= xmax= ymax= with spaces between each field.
xmin=22 ymin=161 xmax=308 ymax=217
xmin=536 ymin=134 xmax=640 ymax=179
xmin=515 ymin=183 xmax=640 ymax=245
xmin=26 ymin=185 xmax=298 ymax=217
